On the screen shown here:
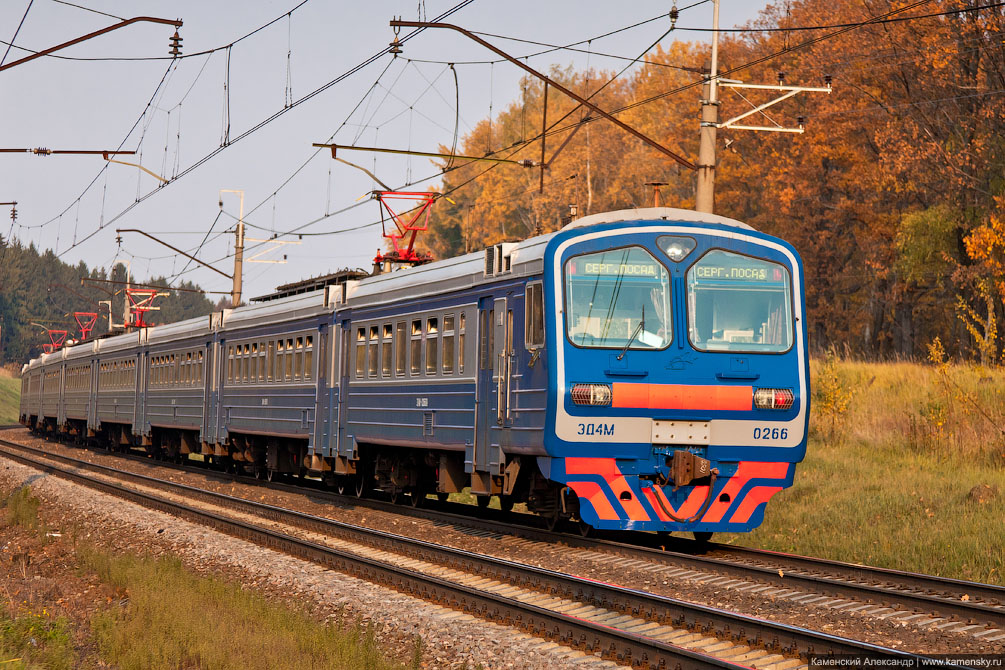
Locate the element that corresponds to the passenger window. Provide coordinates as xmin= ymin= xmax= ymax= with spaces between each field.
xmin=425 ymin=318 xmax=439 ymax=375
xmin=410 ymin=320 xmax=422 ymax=375
xmin=250 ymin=344 xmax=259 ymax=383
xmin=442 ymin=315 xmax=455 ymax=374
xmin=458 ymin=312 xmax=466 ymax=374
xmin=381 ymin=325 xmax=392 ymax=377
xmin=394 ymin=322 xmax=406 ymax=376
xmin=525 ymin=282 xmax=545 ymax=348
xmin=304 ymin=336 xmax=313 ymax=381
xmin=286 ymin=339 xmax=294 ymax=381
xmin=294 ymin=337 xmax=304 ymax=381
xmin=355 ymin=328 xmax=366 ymax=378
xmin=368 ymin=327 xmax=378 ymax=378
xmin=267 ymin=342 xmax=275 ymax=382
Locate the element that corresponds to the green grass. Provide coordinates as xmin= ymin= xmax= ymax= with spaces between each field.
xmin=0 ymin=374 xmax=20 ymax=425
xmin=82 ymin=550 xmax=411 ymax=670
xmin=0 ymin=609 xmax=76 ymax=670
xmin=722 ymin=359 xmax=1005 ymax=585
xmin=3 ymin=486 xmax=42 ymax=532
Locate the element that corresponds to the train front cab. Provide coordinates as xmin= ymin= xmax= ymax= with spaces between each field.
xmin=541 ymin=218 xmax=809 ymax=534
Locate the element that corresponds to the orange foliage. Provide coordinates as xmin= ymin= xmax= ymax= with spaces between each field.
xmin=425 ymin=0 xmax=1005 ymax=359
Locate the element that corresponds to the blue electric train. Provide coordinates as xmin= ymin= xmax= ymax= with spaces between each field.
xmin=19 ymin=207 xmax=809 ymax=536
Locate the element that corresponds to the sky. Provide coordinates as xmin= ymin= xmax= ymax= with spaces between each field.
xmin=0 ymin=0 xmax=771 ymax=302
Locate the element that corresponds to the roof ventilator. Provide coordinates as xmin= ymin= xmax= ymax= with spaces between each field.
xmin=484 ymin=242 xmax=517 ymax=277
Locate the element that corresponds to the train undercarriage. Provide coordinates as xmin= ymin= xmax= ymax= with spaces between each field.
xmin=24 ymin=418 xmax=582 ymax=530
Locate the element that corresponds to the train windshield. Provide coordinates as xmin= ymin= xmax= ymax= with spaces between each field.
xmin=565 ymin=247 xmax=671 ymax=350
xmin=687 ymin=249 xmax=793 ymax=352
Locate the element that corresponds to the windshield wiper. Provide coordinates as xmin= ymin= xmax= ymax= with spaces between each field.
xmin=617 ymin=304 xmax=644 ymax=360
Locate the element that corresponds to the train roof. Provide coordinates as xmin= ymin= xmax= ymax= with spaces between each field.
xmin=22 ymin=208 xmax=754 ymax=368
xmin=561 ymin=206 xmax=754 ymax=231
xmin=345 ymin=207 xmax=754 ymax=307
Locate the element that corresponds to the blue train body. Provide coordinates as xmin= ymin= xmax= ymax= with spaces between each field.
xmin=19 ymin=208 xmax=808 ymax=534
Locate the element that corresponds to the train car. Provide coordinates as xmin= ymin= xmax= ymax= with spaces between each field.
xmin=18 ymin=207 xmax=808 ymax=537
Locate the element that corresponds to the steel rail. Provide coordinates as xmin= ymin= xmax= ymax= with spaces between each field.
xmin=0 ymin=438 xmax=961 ymax=665
xmin=0 ymin=441 xmax=774 ymax=670
xmin=3 ymin=429 xmax=1002 ymax=631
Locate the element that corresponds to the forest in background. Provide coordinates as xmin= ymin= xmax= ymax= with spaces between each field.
xmin=1 ymin=0 xmax=1002 ymax=365
xmin=425 ymin=0 xmax=1005 ymax=362
xmin=0 ymin=239 xmax=214 ymax=365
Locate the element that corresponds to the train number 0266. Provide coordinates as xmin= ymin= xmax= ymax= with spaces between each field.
xmin=753 ymin=426 xmax=788 ymax=440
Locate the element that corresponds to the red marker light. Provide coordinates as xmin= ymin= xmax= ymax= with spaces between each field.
xmin=753 ymin=388 xmax=794 ymax=410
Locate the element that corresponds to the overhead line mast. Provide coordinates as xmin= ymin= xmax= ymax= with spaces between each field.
xmin=695 ymin=0 xmax=832 ymax=213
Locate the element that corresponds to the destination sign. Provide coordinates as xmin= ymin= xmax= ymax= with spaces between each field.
xmin=693 ymin=265 xmax=785 ymax=282
xmin=581 ymin=261 xmax=658 ymax=276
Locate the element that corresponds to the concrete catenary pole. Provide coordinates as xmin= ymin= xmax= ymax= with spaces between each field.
xmin=695 ymin=0 xmax=720 ymax=214
xmin=220 ymin=189 xmax=245 ymax=307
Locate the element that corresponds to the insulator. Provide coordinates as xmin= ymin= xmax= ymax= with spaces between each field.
xmin=669 ymin=4 xmax=678 ymax=29
xmin=9 ymin=207 xmax=16 ymax=222
xmin=824 ymin=74 xmax=833 ymax=86
xmin=388 ymin=36 xmax=402 ymax=55
xmin=777 ymin=71 xmax=786 ymax=85
xmin=797 ymin=115 xmax=806 ymax=126
xmin=169 ymin=31 xmax=183 ymax=57
xmin=33 ymin=147 xmax=51 ymax=155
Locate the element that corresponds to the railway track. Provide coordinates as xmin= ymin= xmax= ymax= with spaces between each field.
xmin=0 ymin=437 xmax=949 ymax=669
xmin=5 ymin=429 xmax=1004 ymax=640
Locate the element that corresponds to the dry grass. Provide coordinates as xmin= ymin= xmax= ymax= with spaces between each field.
xmin=82 ymin=550 xmax=411 ymax=670
xmin=724 ymin=358 xmax=1005 ymax=585
xmin=0 ymin=375 xmax=20 ymax=425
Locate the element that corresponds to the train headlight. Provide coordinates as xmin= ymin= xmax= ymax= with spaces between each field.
xmin=753 ymin=388 xmax=794 ymax=410
xmin=657 ymin=235 xmax=696 ymax=262
xmin=571 ymin=383 xmax=612 ymax=406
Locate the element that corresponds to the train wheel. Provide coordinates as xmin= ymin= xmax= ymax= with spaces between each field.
xmin=409 ymin=488 xmax=425 ymax=508
xmin=577 ymin=520 xmax=592 ymax=537
xmin=499 ymin=495 xmax=514 ymax=513
xmin=436 ymin=492 xmax=449 ymax=503
xmin=266 ymin=469 xmax=278 ymax=483
xmin=354 ymin=475 xmax=368 ymax=499
xmin=389 ymin=488 xmax=402 ymax=505
xmin=336 ymin=478 xmax=347 ymax=495
xmin=543 ymin=513 xmax=559 ymax=532
xmin=692 ymin=531 xmax=713 ymax=543
xmin=475 ymin=495 xmax=490 ymax=509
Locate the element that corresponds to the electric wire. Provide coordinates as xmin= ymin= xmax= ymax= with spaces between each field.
xmin=49 ymin=0 xmax=123 ymax=21
xmin=51 ymin=0 xmax=476 ymax=259
xmin=1 ymin=0 xmax=34 ymax=67
xmin=0 ymin=0 xmax=312 ymax=63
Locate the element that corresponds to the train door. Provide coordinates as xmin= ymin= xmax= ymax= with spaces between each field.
xmin=471 ymin=296 xmax=508 ymax=495
xmin=133 ymin=351 xmax=146 ymax=436
xmin=313 ymin=325 xmax=329 ymax=455
xmin=335 ymin=320 xmax=351 ymax=465
xmin=201 ymin=341 xmax=214 ymax=444
xmin=206 ymin=339 xmax=226 ymax=445
xmin=57 ymin=363 xmax=66 ymax=428
xmin=87 ymin=359 xmax=98 ymax=433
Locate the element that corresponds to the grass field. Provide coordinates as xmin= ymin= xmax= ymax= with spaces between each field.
xmin=722 ymin=358 xmax=1005 ymax=585
xmin=1 ymin=485 xmax=413 ymax=670
xmin=0 ymin=373 xmax=20 ymax=425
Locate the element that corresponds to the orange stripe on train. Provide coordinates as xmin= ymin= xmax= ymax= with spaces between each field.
xmin=566 ymin=457 xmax=651 ymax=522
xmin=701 ymin=461 xmax=790 ymax=523
xmin=611 ymin=383 xmax=752 ymax=411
